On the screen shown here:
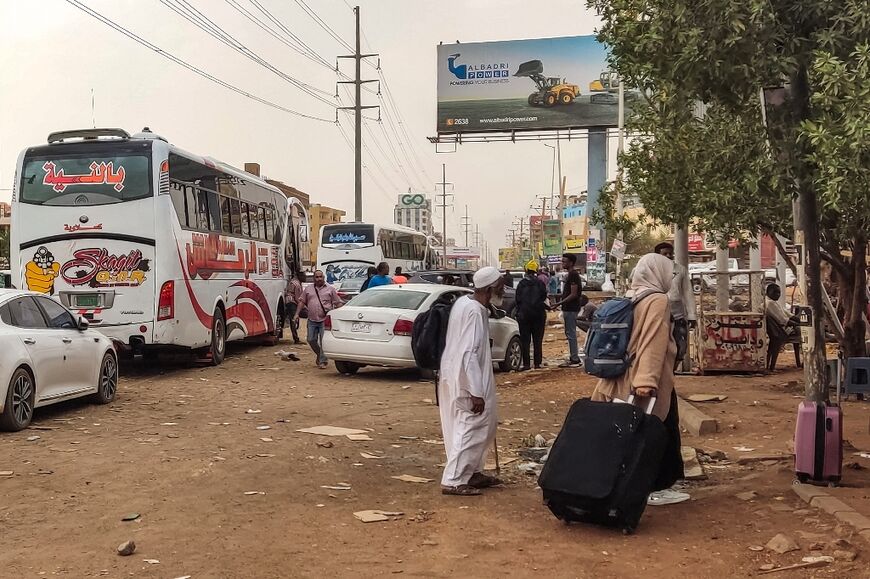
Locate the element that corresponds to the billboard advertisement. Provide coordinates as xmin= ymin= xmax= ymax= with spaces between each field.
xmin=542 ymin=219 xmax=562 ymax=255
xmin=437 ymin=35 xmax=639 ymax=134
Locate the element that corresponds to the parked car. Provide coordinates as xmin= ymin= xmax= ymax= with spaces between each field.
xmin=321 ymin=285 xmax=522 ymax=375
xmin=406 ymin=270 xmax=517 ymax=317
xmin=0 ymin=290 xmax=118 ymax=431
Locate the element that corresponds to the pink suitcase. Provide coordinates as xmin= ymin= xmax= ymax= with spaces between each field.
xmin=794 ymin=401 xmax=842 ymax=484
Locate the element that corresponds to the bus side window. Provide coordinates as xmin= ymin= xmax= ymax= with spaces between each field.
xmin=203 ymin=189 xmax=221 ymax=232
xmin=184 ymin=186 xmax=199 ymax=229
xmin=169 ymin=182 xmax=187 ymax=225
xmin=240 ymin=202 xmax=251 ymax=237
xmin=258 ymin=206 xmax=268 ymax=241
xmin=229 ymin=199 xmax=242 ymax=235
xmin=264 ymin=208 xmax=275 ymax=243
xmin=220 ymin=196 xmax=232 ymax=234
xmin=249 ymin=205 xmax=261 ymax=239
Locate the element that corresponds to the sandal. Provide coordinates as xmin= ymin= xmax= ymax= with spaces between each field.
xmin=468 ymin=473 xmax=503 ymax=489
xmin=441 ymin=484 xmax=482 ymax=496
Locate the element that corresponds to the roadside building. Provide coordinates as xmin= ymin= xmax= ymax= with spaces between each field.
xmin=394 ymin=193 xmax=432 ymax=235
xmin=309 ymin=204 xmax=346 ymax=266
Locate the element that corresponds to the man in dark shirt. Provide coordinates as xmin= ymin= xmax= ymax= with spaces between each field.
xmin=515 ymin=260 xmax=549 ymax=370
xmin=550 ymin=253 xmax=583 ymax=367
xmin=502 ymin=269 xmax=515 ymax=288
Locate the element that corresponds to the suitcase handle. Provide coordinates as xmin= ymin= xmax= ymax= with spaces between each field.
xmin=626 ymin=393 xmax=657 ymax=415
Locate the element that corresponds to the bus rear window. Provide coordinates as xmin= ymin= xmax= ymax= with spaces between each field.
xmin=322 ymin=224 xmax=375 ymax=247
xmin=20 ymin=154 xmax=151 ymax=206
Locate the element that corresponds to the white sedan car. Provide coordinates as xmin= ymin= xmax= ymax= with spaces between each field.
xmin=322 ymin=285 xmax=522 ymax=375
xmin=0 ymin=290 xmax=118 ymax=431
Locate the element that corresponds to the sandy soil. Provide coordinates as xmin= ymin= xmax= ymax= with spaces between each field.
xmin=1 ymin=322 xmax=869 ymax=579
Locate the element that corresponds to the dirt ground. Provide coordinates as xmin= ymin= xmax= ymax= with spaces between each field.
xmin=1 ymin=320 xmax=870 ymax=579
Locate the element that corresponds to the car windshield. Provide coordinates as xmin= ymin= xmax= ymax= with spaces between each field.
xmin=348 ymin=289 xmax=429 ymax=310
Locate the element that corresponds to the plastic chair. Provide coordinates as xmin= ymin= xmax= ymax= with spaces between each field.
xmin=844 ymin=357 xmax=870 ymax=400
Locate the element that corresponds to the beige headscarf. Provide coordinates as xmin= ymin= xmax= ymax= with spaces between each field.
xmin=631 ymin=253 xmax=674 ymax=297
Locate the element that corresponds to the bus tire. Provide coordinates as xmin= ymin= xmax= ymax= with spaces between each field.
xmin=210 ymin=308 xmax=226 ymax=366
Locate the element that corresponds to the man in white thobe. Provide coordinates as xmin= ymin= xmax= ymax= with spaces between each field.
xmin=438 ymin=266 xmax=505 ymax=496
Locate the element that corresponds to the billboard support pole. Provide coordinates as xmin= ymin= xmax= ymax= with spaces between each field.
xmin=615 ymin=78 xmax=626 ymax=293
xmin=587 ymin=128 xmax=608 ymax=282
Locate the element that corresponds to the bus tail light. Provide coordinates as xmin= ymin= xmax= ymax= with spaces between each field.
xmin=157 ymin=281 xmax=174 ymax=320
xmin=324 ymin=315 xmax=332 ymax=331
xmin=393 ymin=319 xmax=413 ymax=336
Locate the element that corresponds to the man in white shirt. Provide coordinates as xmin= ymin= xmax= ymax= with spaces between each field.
xmin=438 ymin=266 xmax=505 ymax=496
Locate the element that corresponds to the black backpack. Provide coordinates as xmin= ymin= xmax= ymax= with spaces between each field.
xmin=411 ymin=294 xmax=455 ymax=372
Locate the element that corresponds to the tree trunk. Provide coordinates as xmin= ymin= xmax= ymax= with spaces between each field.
xmin=792 ymin=62 xmax=828 ymax=403
xmin=840 ymin=238 xmax=868 ymax=359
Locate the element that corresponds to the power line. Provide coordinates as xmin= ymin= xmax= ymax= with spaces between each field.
xmin=248 ymin=0 xmax=335 ymax=70
xmin=335 ymin=117 xmax=393 ymax=205
xmin=159 ymin=0 xmax=335 ymax=106
xmin=293 ymin=0 xmax=353 ymax=52
xmin=377 ymin=67 xmax=433 ymax=183
xmin=65 ymin=0 xmax=333 ymax=123
xmin=223 ymin=0 xmax=335 ymax=72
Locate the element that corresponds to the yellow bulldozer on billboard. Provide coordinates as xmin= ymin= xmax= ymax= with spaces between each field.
xmin=514 ymin=60 xmax=580 ymax=107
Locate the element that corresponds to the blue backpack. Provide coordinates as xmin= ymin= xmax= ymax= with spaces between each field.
xmin=583 ymin=292 xmax=660 ymax=378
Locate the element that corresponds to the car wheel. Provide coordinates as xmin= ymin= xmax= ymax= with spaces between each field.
xmin=335 ymin=361 xmax=361 ymax=375
xmin=0 ymin=367 xmax=35 ymax=432
xmin=500 ymin=336 xmax=522 ymax=372
xmin=91 ymin=352 xmax=118 ymax=405
xmin=210 ymin=309 xmax=226 ymax=366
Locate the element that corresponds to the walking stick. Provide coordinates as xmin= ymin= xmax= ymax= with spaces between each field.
xmin=493 ymin=435 xmax=501 ymax=476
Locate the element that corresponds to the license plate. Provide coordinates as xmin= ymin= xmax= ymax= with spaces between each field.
xmin=75 ymin=294 xmax=100 ymax=308
xmin=351 ymin=322 xmax=371 ymax=333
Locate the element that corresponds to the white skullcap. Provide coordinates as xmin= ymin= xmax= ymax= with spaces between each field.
xmin=473 ymin=266 xmax=502 ymax=289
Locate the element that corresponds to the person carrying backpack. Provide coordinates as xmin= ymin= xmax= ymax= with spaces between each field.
xmin=590 ymin=253 xmax=686 ymax=506
xmin=515 ymin=259 xmax=548 ymax=370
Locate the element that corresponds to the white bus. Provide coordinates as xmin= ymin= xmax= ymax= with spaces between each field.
xmin=10 ymin=127 xmax=309 ymax=364
xmin=317 ymin=223 xmax=433 ymax=294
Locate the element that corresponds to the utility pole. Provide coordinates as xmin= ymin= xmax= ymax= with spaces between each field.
xmin=337 ymin=6 xmax=378 ymax=222
xmin=435 ymin=163 xmax=454 ymax=268
xmin=461 ymin=204 xmax=472 ymax=247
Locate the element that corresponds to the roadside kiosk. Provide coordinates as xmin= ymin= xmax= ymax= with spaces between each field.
xmin=692 ymin=270 xmax=768 ymax=374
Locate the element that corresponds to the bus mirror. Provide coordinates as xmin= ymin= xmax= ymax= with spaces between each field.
xmin=299 ymin=225 xmax=309 ymax=243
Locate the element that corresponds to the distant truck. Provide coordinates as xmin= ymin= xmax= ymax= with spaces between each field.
xmin=514 ymin=60 xmax=580 ymax=107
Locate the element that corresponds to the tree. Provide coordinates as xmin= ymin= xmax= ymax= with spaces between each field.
xmin=588 ymin=0 xmax=870 ymax=398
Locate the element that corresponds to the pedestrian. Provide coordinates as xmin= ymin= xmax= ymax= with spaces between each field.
xmin=284 ymin=271 xmax=304 ymax=344
xmin=393 ymin=266 xmax=409 ymax=284
xmin=502 ymin=269 xmax=515 ymax=288
xmin=537 ymin=266 xmax=550 ymax=288
xmin=367 ymin=262 xmax=393 ymax=288
xmin=438 ymin=266 xmax=505 ymax=496
xmin=549 ymin=253 xmax=583 ymax=367
xmin=654 ymin=242 xmax=697 ymax=370
xmin=515 ymin=260 xmax=548 ymax=370
xmin=359 ymin=266 xmax=378 ymax=292
xmin=548 ymin=270 xmax=559 ymax=299
xmin=296 ymin=269 xmax=343 ymax=369
xmin=591 ymin=253 xmax=687 ymax=506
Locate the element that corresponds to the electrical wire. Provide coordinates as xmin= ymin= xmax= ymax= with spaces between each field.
xmin=335 ymin=117 xmax=394 ymax=204
xmin=159 ymin=0 xmax=335 ymax=106
xmin=65 ymin=0 xmax=333 ymax=123
xmin=293 ymin=0 xmax=353 ymax=52
xmin=248 ymin=0 xmax=335 ymax=71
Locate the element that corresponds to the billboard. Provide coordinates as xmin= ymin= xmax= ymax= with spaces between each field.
xmin=542 ymin=219 xmax=562 ymax=255
xmin=437 ymin=35 xmax=638 ymax=134
xmin=397 ymin=193 xmax=428 ymax=208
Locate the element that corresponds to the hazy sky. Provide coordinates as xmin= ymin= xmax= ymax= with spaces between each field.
xmin=0 ymin=0 xmax=615 ymax=261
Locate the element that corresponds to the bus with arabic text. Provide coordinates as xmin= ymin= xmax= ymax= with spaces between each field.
xmin=10 ymin=128 xmax=309 ymax=364
xmin=316 ymin=222 xmax=433 ymax=296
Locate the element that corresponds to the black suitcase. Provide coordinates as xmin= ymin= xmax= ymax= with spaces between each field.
xmin=538 ymin=396 xmax=668 ymax=534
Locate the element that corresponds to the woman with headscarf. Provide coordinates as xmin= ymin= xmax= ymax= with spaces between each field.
xmin=591 ymin=252 xmax=687 ymax=506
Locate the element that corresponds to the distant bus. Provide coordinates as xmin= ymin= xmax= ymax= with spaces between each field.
xmin=11 ymin=127 xmax=309 ymax=364
xmin=316 ymin=222 xmax=433 ymax=293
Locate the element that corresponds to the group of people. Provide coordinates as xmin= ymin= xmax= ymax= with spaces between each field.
xmin=437 ymin=254 xmax=686 ymax=505
xmin=512 ymin=253 xmax=585 ymax=371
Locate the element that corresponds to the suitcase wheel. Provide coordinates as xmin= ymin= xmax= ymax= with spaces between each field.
xmin=796 ymin=473 xmax=809 ymax=484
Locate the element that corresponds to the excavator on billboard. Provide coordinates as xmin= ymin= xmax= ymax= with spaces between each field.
xmin=514 ymin=60 xmax=580 ymax=107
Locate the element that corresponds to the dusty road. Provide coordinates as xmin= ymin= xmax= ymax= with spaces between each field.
xmin=1 ymin=329 xmax=869 ymax=578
